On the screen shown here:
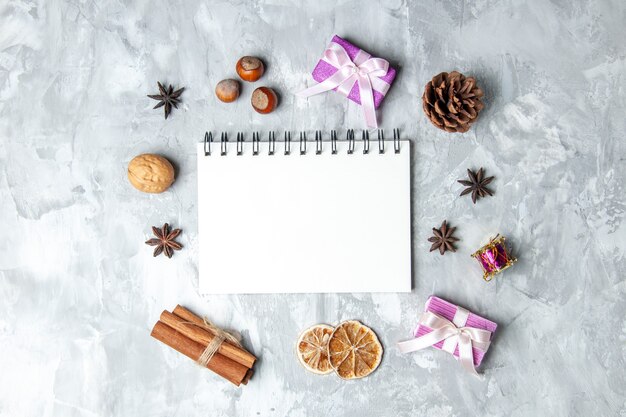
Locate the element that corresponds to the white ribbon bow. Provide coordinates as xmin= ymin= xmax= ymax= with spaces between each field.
xmin=296 ymin=42 xmax=390 ymax=128
xmin=397 ymin=311 xmax=492 ymax=376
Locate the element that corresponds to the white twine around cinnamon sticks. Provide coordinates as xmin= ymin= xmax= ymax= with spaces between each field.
xmin=188 ymin=318 xmax=244 ymax=368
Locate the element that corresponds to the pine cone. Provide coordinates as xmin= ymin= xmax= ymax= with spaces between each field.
xmin=422 ymin=71 xmax=484 ymax=133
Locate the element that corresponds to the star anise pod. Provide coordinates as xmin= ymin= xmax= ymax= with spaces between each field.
xmin=428 ymin=220 xmax=459 ymax=255
xmin=458 ymin=167 xmax=495 ymax=204
xmin=147 ymin=82 xmax=185 ymax=119
xmin=145 ymin=223 xmax=183 ymax=258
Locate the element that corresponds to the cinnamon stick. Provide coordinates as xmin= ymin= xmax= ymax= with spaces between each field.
xmin=160 ymin=310 xmax=256 ymax=369
xmin=242 ymin=368 xmax=254 ymax=385
xmin=150 ymin=321 xmax=249 ymax=386
xmin=171 ymin=305 xmax=257 ymax=368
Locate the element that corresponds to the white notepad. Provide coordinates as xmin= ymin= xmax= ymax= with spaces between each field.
xmin=197 ymin=135 xmax=411 ymax=294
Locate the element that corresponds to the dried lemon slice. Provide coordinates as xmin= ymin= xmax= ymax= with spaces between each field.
xmin=328 ymin=320 xmax=383 ymax=379
xmin=296 ymin=324 xmax=334 ymax=374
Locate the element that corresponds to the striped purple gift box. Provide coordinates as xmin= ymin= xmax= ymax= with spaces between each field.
xmin=414 ymin=296 xmax=497 ymax=367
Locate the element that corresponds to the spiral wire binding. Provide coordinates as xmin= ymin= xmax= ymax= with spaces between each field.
xmin=235 ymin=132 xmax=244 ymax=155
xmin=347 ymin=129 xmax=355 ymax=154
xmin=362 ymin=130 xmax=370 ymax=154
xmin=299 ymin=132 xmax=307 ymax=155
xmin=204 ymin=131 xmax=213 ymax=156
xmin=268 ymin=131 xmax=276 ymax=155
xmin=393 ymin=128 xmax=401 ymax=153
xmin=220 ymin=132 xmax=228 ymax=156
xmin=207 ymin=129 xmax=401 ymax=156
xmin=315 ymin=131 xmax=323 ymax=155
xmin=252 ymin=132 xmax=260 ymax=155
xmin=284 ymin=131 xmax=291 ymax=155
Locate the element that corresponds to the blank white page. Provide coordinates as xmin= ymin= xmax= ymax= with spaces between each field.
xmin=197 ymin=139 xmax=411 ymax=294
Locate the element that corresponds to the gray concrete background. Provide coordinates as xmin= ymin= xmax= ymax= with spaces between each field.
xmin=1 ymin=1 xmax=625 ymax=416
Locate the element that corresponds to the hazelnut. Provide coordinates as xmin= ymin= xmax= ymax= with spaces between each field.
xmin=215 ymin=79 xmax=240 ymax=103
xmin=251 ymin=87 xmax=278 ymax=114
xmin=236 ymin=56 xmax=264 ymax=82
xmin=127 ymin=154 xmax=175 ymax=194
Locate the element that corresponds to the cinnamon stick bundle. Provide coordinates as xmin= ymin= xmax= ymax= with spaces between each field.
xmin=150 ymin=306 xmax=256 ymax=386
xmin=170 ymin=306 xmax=256 ymax=368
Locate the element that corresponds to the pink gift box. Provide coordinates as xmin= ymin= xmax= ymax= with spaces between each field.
xmin=414 ymin=296 xmax=497 ymax=366
xmin=310 ymin=35 xmax=397 ymax=109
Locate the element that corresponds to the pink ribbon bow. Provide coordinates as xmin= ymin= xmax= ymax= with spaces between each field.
xmin=397 ymin=311 xmax=492 ymax=376
xmin=296 ymin=41 xmax=390 ymax=128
